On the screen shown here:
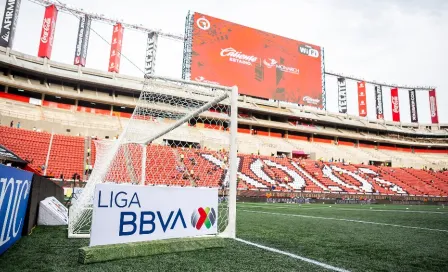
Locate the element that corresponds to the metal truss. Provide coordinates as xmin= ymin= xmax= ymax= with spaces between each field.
xmin=28 ymin=0 xmax=184 ymax=41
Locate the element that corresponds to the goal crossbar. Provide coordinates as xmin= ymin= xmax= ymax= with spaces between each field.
xmin=131 ymin=92 xmax=230 ymax=145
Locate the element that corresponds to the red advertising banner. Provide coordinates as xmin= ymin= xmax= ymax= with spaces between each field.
xmin=390 ymin=88 xmax=400 ymax=122
xmin=357 ymin=81 xmax=367 ymax=117
xmin=108 ymin=23 xmax=123 ymax=73
xmin=429 ymin=89 xmax=439 ymax=124
xmin=190 ymin=13 xmax=323 ymax=107
xmin=37 ymin=5 xmax=58 ymax=59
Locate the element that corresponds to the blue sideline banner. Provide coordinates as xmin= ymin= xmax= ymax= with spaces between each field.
xmin=0 ymin=164 xmax=33 ymax=255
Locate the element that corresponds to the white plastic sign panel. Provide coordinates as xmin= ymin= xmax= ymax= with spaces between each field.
xmin=37 ymin=197 xmax=68 ymax=226
xmin=90 ymin=184 xmax=218 ymax=246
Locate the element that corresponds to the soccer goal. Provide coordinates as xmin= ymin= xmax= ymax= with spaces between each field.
xmin=68 ymin=75 xmax=238 ymax=239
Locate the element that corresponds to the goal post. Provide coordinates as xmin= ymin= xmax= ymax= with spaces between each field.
xmin=68 ymin=76 xmax=238 ymax=240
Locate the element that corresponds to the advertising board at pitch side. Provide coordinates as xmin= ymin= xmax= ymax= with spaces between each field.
xmin=90 ymin=184 xmax=218 ymax=246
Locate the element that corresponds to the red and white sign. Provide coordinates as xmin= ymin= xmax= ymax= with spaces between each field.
xmin=429 ymin=89 xmax=439 ymax=124
xmin=38 ymin=5 xmax=58 ymax=59
xmin=390 ymin=88 xmax=400 ymax=122
xmin=357 ymin=81 xmax=367 ymax=117
xmin=191 ymin=13 xmax=323 ymax=107
xmin=108 ymin=23 xmax=123 ymax=73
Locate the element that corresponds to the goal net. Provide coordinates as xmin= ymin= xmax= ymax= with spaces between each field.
xmin=68 ymin=76 xmax=238 ymax=239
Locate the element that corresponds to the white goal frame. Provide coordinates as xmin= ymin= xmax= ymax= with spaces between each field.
xmin=68 ymin=75 xmax=238 ymax=239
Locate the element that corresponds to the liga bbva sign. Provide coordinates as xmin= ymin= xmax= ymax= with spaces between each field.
xmin=90 ymin=184 xmax=218 ymax=246
xmin=74 ymin=15 xmax=91 ymax=66
xmin=0 ymin=0 xmax=21 ymax=48
xmin=337 ymin=77 xmax=347 ymax=114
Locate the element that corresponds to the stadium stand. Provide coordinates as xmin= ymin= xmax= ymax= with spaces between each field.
xmin=1 ymin=125 xmax=447 ymax=197
xmin=0 ymin=126 xmax=83 ymax=178
xmin=0 ymin=49 xmax=447 ymax=199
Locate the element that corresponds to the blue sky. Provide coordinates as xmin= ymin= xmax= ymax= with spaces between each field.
xmin=2 ymin=0 xmax=447 ymax=124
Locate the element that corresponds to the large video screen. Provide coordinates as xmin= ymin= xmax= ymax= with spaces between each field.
xmin=190 ymin=12 xmax=323 ymax=107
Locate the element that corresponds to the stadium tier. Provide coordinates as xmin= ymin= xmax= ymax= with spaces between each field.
xmin=0 ymin=49 xmax=447 ymax=168
xmin=1 ymin=125 xmax=447 ymax=197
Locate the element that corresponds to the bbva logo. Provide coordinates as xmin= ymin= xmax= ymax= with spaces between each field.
xmin=191 ymin=207 xmax=216 ymax=230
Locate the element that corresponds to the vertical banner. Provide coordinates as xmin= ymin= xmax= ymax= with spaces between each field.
xmin=37 ymin=5 xmax=58 ymax=59
xmin=0 ymin=0 xmax=21 ymax=48
xmin=375 ymin=85 xmax=384 ymax=120
xmin=408 ymin=89 xmax=418 ymax=123
xmin=81 ymin=16 xmax=91 ymax=66
xmin=144 ymin=32 xmax=158 ymax=76
xmin=390 ymin=88 xmax=400 ymax=122
xmin=357 ymin=81 xmax=367 ymax=117
xmin=337 ymin=77 xmax=347 ymax=114
xmin=428 ymin=89 xmax=439 ymax=124
xmin=108 ymin=23 xmax=124 ymax=73
xmin=74 ymin=15 xmax=91 ymax=66
xmin=0 ymin=165 xmax=33 ymax=255
xmin=73 ymin=15 xmax=85 ymax=65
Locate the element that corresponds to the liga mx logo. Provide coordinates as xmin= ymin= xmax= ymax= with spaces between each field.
xmin=191 ymin=207 xmax=216 ymax=230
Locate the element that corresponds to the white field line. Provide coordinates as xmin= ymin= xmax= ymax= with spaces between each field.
xmin=238 ymin=204 xmax=448 ymax=214
xmin=240 ymin=210 xmax=448 ymax=233
xmin=235 ymin=238 xmax=351 ymax=272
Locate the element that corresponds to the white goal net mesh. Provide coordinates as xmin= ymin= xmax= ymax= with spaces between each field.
xmin=68 ymin=77 xmax=237 ymax=238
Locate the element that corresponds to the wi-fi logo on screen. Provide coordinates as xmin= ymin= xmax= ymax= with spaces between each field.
xmin=197 ymin=17 xmax=210 ymax=30
xmin=299 ymin=44 xmax=319 ymax=58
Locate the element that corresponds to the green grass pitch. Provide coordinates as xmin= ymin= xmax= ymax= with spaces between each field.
xmin=1 ymin=203 xmax=448 ymax=271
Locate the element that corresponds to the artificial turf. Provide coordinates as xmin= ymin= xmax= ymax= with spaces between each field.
xmin=1 ymin=203 xmax=447 ymax=271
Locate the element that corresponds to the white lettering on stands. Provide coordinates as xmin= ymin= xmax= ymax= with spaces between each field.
xmin=40 ymin=18 xmax=51 ymax=44
xmin=220 ymin=48 xmax=257 ymax=66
